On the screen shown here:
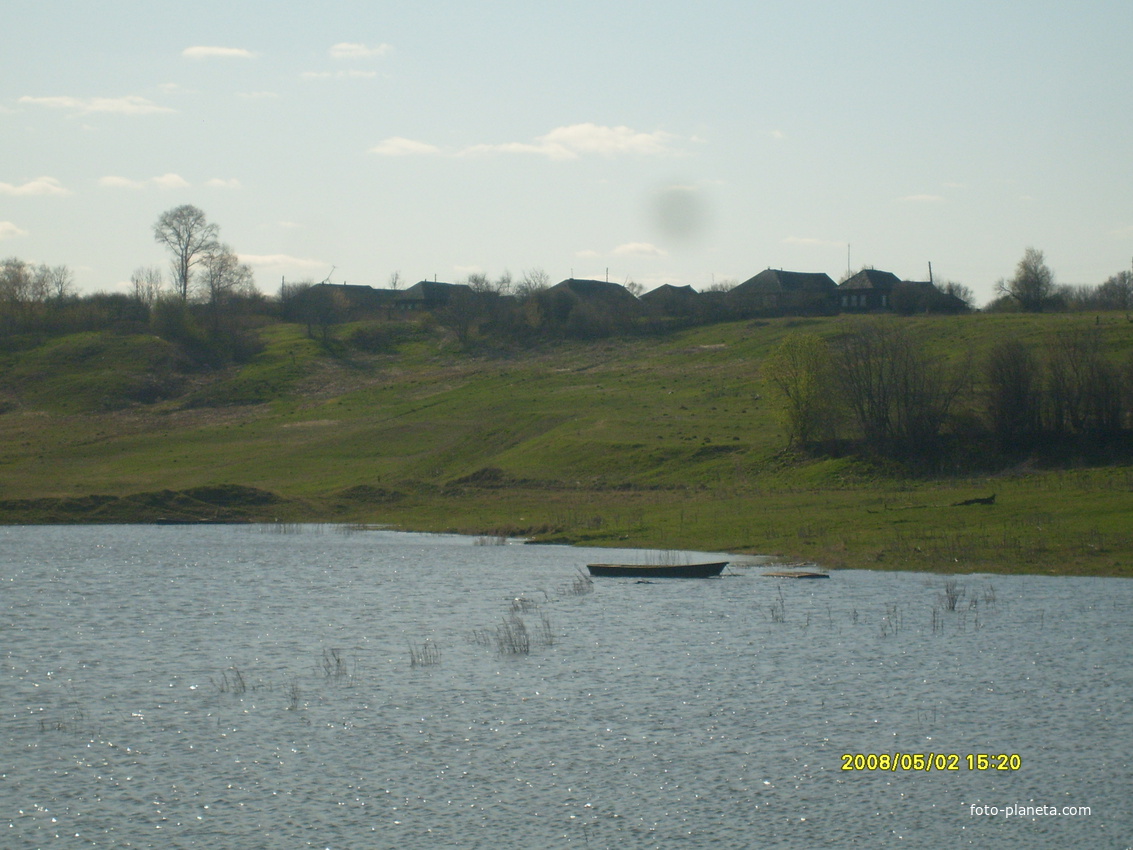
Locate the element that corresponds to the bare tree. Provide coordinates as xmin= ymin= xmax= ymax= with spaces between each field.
xmin=1046 ymin=328 xmax=1123 ymax=435
xmin=984 ymin=338 xmax=1042 ymax=450
xmin=388 ymin=270 xmax=402 ymax=290
xmin=130 ymin=266 xmax=164 ymax=307
xmin=0 ymin=257 xmax=31 ymax=302
xmin=47 ymin=264 xmax=75 ymax=300
xmin=153 ymin=205 xmax=219 ymax=300
xmin=1097 ymin=270 xmax=1133 ymax=311
xmin=941 ymin=280 xmax=975 ymax=309
xmin=515 ymin=267 xmax=550 ymax=298
xmin=996 ymin=247 xmax=1055 ymax=312
xmin=199 ymin=244 xmax=254 ymax=327
xmin=832 ymin=319 xmax=966 ymax=453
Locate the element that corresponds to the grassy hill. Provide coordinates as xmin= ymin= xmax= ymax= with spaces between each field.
xmin=2 ymin=311 xmax=1131 ymax=576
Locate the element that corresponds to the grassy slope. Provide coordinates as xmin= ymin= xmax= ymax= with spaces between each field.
xmin=1 ymin=312 xmax=1131 ymax=576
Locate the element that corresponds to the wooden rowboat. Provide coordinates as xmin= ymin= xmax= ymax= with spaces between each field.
xmin=586 ymin=561 xmax=728 ymax=579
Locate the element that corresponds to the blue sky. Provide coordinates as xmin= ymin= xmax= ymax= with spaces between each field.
xmin=3 ymin=1 xmax=1131 ymax=305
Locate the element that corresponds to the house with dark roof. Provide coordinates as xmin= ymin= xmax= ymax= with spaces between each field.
xmin=546 ymin=278 xmax=640 ymax=305
xmin=730 ymin=269 xmax=837 ymax=315
xmin=287 ymin=282 xmax=400 ymax=320
xmin=394 ymin=280 xmax=474 ymax=311
xmin=838 ymin=270 xmax=969 ymax=314
xmin=640 ymin=283 xmax=699 ymax=316
xmin=838 ymin=269 xmax=902 ymax=311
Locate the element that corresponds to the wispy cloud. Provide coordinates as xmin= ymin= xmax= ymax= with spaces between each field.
xmin=0 ymin=176 xmax=71 ymax=196
xmin=301 ymin=70 xmax=378 ymax=80
xmin=0 ymin=221 xmax=29 ymax=240
xmin=372 ymin=123 xmax=680 ymax=160
xmin=329 ymin=42 xmax=393 ymax=59
xmin=99 ymin=173 xmax=190 ymax=190
xmin=236 ymin=91 xmax=279 ymax=100
xmin=613 ymin=242 xmax=667 ymax=257
xmin=899 ymin=193 xmax=944 ymax=203
xmin=182 ymin=46 xmax=256 ymax=59
xmin=240 ymin=253 xmax=326 ymax=271
xmin=782 ymin=236 xmax=844 ymax=247
xmin=206 ymin=178 xmax=242 ymax=189
xmin=370 ymin=137 xmax=442 ymax=156
xmin=19 ymin=95 xmax=174 ymax=115
xmin=465 ymin=123 xmax=678 ymax=160
xmin=1110 ymin=224 xmax=1133 ymax=239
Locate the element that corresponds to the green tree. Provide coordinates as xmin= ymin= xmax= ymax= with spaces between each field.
xmin=762 ymin=332 xmax=835 ymax=447
xmin=996 ymin=247 xmax=1056 ymax=312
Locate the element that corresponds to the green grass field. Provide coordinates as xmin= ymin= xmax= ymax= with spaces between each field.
xmin=2 ymin=312 xmax=1130 ymax=576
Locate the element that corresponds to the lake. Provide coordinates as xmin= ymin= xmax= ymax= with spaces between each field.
xmin=2 ymin=525 xmax=1130 ymax=848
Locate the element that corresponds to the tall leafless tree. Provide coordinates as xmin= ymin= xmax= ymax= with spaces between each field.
xmin=153 ymin=205 xmax=219 ymax=300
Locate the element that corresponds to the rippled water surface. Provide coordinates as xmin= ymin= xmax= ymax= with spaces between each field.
xmin=2 ymin=525 xmax=1131 ymax=848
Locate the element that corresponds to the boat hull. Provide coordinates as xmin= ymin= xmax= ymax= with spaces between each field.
xmin=586 ymin=561 xmax=728 ymax=579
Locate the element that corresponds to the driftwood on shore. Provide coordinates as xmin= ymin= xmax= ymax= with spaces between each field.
xmin=951 ymin=494 xmax=996 ymax=507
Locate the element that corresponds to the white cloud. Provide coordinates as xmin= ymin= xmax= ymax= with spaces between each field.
xmin=302 ymin=70 xmax=378 ymax=79
xmin=899 ymin=193 xmax=944 ymax=203
xmin=0 ymin=176 xmax=70 ymax=196
xmin=613 ymin=242 xmax=667 ymax=257
xmin=19 ymin=95 xmax=173 ymax=115
xmin=98 ymin=175 xmax=146 ymax=189
xmin=377 ymin=123 xmax=679 ymax=160
xmin=99 ymin=173 xmax=190 ymax=190
xmin=206 ymin=177 xmax=242 ymax=189
xmin=0 ymin=221 xmax=29 ymax=240
xmin=782 ymin=236 xmax=845 ymax=248
xmin=329 ymin=42 xmax=393 ymax=59
xmin=370 ymin=136 xmax=442 ymax=156
xmin=464 ymin=123 xmax=677 ymax=160
xmin=152 ymin=173 xmax=190 ymax=189
xmin=240 ymin=253 xmax=326 ymax=271
xmin=182 ymin=46 xmax=256 ymax=59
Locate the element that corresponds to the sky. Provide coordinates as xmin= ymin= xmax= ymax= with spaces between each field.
xmin=3 ymin=1 xmax=1132 ymax=306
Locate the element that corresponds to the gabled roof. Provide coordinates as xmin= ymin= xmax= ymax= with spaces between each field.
xmin=640 ymin=283 xmax=698 ymax=302
xmin=548 ymin=278 xmax=639 ymax=303
xmin=396 ymin=280 xmax=472 ymax=302
xmin=839 ymin=269 xmax=902 ymax=291
xmin=733 ymin=269 xmax=836 ymax=294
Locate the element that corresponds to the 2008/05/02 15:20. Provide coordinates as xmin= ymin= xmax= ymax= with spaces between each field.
xmin=841 ymin=753 xmax=1023 ymax=772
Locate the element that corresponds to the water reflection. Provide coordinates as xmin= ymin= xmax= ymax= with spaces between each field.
xmin=2 ymin=525 xmax=1130 ymax=847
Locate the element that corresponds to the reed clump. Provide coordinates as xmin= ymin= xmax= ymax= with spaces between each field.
xmin=409 ymin=639 xmax=442 ymax=667
xmin=474 ymin=611 xmax=554 ymax=656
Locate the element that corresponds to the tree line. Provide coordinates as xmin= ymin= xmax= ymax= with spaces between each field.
xmin=763 ymin=319 xmax=1133 ymax=468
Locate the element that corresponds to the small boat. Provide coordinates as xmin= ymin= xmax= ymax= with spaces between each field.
xmin=762 ymin=570 xmax=830 ymax=579
xmin=587 ymin=561 xmax=728 ymax=579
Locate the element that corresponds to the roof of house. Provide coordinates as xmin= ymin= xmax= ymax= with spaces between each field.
xmin=396 ymin=280 xmax=472 ymax=301
xmin=733 ymin=269 xmax=837 ymax=294
xmin=838 ymin=269 xmax=902 ymax=291
xmin=640 ymin=283 xmax=698 ymax=301
xmin=548 ymin=278 xmax=639 ymax=302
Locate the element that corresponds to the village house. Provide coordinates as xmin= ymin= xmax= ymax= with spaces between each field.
xmin=838 ymin=269 xmax=902 ymax=310
xmin=729 ymin=269 xmax=838 ymax=315
xmin=394 ymin=280 xmax=473 ymax=311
